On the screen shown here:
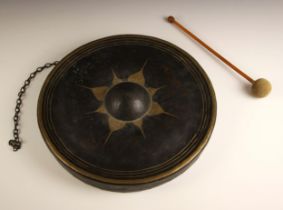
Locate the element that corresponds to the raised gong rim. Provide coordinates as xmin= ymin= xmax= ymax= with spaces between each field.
xmin=37 ymin=34 xmax=217 ymax=189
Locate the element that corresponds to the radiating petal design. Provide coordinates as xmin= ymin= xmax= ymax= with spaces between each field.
xmin=105 ymin=117 xmax=127 ymax=144
xmin=148 ymin=102 xmax=165 ymax=116
xmin=83 ymin=60 xmax=175 ymax=144
xmin=112 ymin=70 xmax=122 ymax=85
xmin=95 ymin=105 xmax=107 ymax=114
xmin=127 ymin=61 xmax=147 ymax=85
xmin=90 ymin=86 xmax=108 ymax=101
xmin=132 ymin=119 xmax=145 ymax=137
xmin=148 ymin=102 xmax=176 ymax=118
xmin=147 ymin=87 xmax=160 ymax=97
xmin=108 ymin=117 xmax=126 ymax=133
xmin=128 ymin=70 xmax=144 ymax=85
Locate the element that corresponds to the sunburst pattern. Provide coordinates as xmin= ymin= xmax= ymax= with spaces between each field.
xmin=82 ymin=61 xmax=174 ymax=143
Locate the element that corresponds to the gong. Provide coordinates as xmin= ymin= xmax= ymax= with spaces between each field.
xmin=38 ymin=35 xmax=216 ymax=191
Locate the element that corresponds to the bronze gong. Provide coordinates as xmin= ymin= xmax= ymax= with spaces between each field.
xmin=38 ymin=35 xmax=216 ymax=191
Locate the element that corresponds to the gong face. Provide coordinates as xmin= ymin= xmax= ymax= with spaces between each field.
xmin=38 ymin=35 xmax=216 ymax=191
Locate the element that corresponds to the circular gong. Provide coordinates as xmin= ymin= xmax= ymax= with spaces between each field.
xmin=38 ymin=35 xmax=216 ymax=191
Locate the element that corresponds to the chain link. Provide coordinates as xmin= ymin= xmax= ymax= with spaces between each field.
xmin=9 ymin=61 xmax=59 ymax=151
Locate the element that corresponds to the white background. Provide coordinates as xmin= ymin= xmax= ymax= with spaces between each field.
xmin=1 ymin=0 xmax=283 ymax=209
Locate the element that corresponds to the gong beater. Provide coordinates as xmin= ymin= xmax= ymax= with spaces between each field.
xmin=167 ymin=16 xmax=272 ymax=98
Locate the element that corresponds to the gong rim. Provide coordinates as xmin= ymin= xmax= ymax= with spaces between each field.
xmin=37 ymin=34 xmax=217 ymax=188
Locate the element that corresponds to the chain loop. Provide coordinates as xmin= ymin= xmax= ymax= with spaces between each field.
xmin=9 ymin=61 xmax=59 ymax=151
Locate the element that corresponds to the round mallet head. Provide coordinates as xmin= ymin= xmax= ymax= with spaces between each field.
xmin=251 ymin=78 xmax=272 ymax=98
xmin=167 ymin=16 xmax=175 ymax=23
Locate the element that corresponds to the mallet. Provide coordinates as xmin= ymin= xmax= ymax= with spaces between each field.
xmin=167 ymin=16 xmax=272 ymax=98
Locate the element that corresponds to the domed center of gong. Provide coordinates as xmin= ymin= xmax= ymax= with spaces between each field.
xmin=105 ymin=82 xmax=151 ymax=121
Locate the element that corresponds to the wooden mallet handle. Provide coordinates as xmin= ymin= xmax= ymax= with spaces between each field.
xmin=167 ymin=16 xmax=271 ymax=98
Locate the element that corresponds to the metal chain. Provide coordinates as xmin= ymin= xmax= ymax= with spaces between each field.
xmin=9 ymin=61 xmax=59 ymax=151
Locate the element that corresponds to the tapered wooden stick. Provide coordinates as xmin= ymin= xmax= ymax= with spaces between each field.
xmin=167 ymin=16 xmax=271 ymax=98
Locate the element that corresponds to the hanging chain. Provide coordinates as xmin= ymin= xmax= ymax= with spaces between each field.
xmin=9 ymin=61 xmax=59 ymax=151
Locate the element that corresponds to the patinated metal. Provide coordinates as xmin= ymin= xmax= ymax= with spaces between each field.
xmin=38 ymin=35 xmax=217 ymax=191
